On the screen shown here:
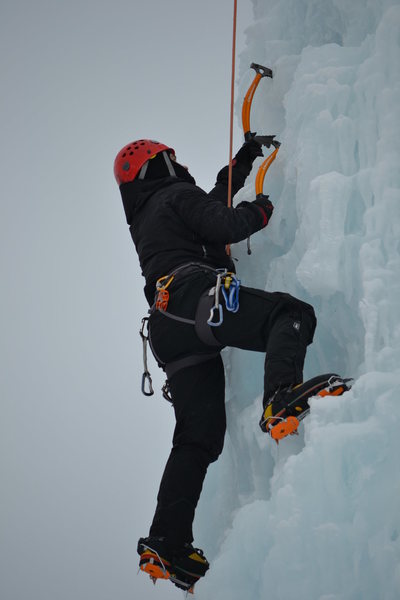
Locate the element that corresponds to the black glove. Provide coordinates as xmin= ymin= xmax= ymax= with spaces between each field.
xmin=234 ymin=139 xmax=263 ymax=170
xmin=252 ymin=194 xmax=274 ymax=225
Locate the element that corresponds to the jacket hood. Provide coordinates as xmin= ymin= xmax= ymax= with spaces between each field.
xmin=119 ymin=171 xmax=196 ymax=225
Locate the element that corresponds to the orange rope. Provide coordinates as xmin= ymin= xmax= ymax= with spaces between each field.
xmin=227 ymin=0 xmax=238 ymax=209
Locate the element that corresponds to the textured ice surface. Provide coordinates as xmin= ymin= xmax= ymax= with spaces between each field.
xmin=195 ymin=1 xmax=400 ymax=599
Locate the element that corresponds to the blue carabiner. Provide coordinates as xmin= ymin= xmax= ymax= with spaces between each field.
xmin=221 ymin=276 xmax=240 ymax=313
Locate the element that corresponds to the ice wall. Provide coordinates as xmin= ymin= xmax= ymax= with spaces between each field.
xmin=195 ymin=1 xmax=400 ymax=599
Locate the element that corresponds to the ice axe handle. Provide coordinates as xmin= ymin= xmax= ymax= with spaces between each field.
xmin=242 ymin=64 xmax=273 ymax=141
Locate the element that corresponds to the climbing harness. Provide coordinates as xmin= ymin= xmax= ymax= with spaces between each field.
xmin=138 ymin=263 xmax=242 ymax=398
xmin=153 ymin=264 xmax=240 ymax=330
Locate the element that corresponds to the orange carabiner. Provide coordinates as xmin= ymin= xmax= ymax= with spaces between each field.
xmin=155 ymin=289 xmax=170 ymax=312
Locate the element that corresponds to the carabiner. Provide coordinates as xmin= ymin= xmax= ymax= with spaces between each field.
xmin=139 ymin=317 xmax=154 ymax=397
xmin=221 ymin=276 xmax=240 ymax=313
xmin=207 ymin=272 xmax=224 ymax=326
xmin=207 ymin=304 xmax=223 ymax=327
xmin=141 ymin=371 xmax=154 ymax=397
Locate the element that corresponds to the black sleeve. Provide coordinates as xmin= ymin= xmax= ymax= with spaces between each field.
xmin=169 ymin=186 xmax=270 ymax=245
xmin=207 ymin=162 xmax=253 ymax=205
xmin=207 ymin=140 xmax=264 ymax=205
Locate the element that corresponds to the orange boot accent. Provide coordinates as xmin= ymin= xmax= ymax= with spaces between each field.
xmin=318 ymin=386 xmax=344 ymax=397
xmin=139 ymin=550 xmax=171 ymax=581
xmin=269 ymin=416 xmax=300 ymax=442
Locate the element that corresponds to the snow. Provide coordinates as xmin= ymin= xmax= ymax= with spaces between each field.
xmin=194 ymin=1 xmax=400 ymax=599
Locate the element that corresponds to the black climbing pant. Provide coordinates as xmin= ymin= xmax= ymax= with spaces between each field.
xmin=147 ymin=271 xmax=316 ymax=546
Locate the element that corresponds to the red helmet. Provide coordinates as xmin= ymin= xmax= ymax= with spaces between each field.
xmin=113 ymin=139 xmax=174 ymax=185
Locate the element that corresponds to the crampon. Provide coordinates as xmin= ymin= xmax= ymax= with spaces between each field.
xmin=138 ymin=538 xmax=209 ymax=594
xmin=262 ymin=374 xmax=353 ymax=443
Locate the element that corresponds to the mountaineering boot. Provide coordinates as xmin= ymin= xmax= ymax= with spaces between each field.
xmin=137 ymin=536 xmax=209 ymax=592
xmin=169 ymin=543 xmax=210 ymax=592
xmin=260 ymin=373 xmax=352 ymax=442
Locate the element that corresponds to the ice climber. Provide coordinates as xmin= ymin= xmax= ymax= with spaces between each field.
xmin=114 ymin=138 xmax=318 ymax=590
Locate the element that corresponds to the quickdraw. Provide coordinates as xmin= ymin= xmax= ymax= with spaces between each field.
xmin=139 ymin=317 xmax=154 ymax=396
xmin=241 ymin=62 xmax=281 ymax=198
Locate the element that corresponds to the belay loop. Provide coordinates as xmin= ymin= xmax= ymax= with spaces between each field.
xmin=139 ymin=317 xmax=154 ymax=396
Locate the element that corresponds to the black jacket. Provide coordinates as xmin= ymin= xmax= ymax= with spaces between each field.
xmin=120 ymin=160 xmax=270 ymax=304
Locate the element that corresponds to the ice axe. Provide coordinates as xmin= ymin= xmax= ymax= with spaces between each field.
xmin=241 ymin=63 xmax=281 ymax=198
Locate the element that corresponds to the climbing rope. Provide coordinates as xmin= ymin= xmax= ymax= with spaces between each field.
xmin=227 ymin=0 xmax=238 ymax=211
xmin=226 ymin=0 xmax=238 ymax=258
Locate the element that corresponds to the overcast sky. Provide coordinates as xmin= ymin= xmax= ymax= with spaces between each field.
xmin=0 ymin=1 xmax=254 ymax=599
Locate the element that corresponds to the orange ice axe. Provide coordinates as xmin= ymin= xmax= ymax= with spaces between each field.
xmin=241 ymin=63 xmax=281 ymax=197
xmin=242 ymin=63 xmax=273 ymax=141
